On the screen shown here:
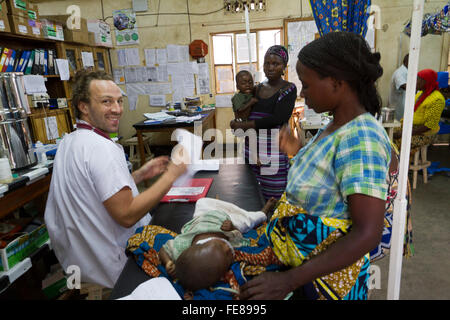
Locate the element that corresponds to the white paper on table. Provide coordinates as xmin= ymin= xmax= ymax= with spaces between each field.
xmin=149 ymin=95 xmax=166 ymax=107
xmin=55 ymin=59 xmax=70 ymax=81
xmin=166 ymin=186 xmax=205 ymax=196
xmin=156 ymin=48 xmax=167 ymax=64
xmin=44 ymin=116 xmax=59 ymax=140
xmin=125 ymin=48 xmax=141 ymax=66
xmin=171 ymin=129 xmax=203 ymax=187
xmin=23 ymin=75 xmax=47 ymax=94
xmin=215 ymin=94 xmax=232 ymax=108
xmin=117 ymin=277 xmax=181 ymax=300
xmin=190 ymin=159 xmax=220 ymax=171
xmin=144 ymin=48 xmax=156 ymax=66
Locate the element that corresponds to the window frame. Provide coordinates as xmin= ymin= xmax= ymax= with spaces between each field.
xmin=210 ymin=27 xmax=283 ymax=95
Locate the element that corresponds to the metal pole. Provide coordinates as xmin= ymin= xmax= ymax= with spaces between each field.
xmin=244 ymin=5 xmax=253 ymax=75
xmin=387 ymin=0 xmax=424 ymax=300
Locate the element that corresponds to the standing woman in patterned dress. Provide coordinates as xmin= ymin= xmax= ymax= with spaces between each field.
xmin=230 ymin=45 xmax=297 ymax=201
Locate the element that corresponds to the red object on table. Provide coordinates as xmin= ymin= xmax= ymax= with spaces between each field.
xmin=160 ymin=178 xmax=213 ymax=203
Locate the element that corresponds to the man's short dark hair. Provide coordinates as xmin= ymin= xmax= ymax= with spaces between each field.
xmin=72 ymin=70 xmax=114 ymax=119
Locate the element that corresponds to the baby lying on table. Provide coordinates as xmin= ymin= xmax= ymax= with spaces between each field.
xmin=158 ymin=197 xmax=277 ymax=297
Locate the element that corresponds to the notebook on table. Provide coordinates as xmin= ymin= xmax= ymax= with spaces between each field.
xmin=161 ymin=178 xmax=213 ymax=203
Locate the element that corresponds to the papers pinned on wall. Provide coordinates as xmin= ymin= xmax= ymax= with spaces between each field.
xmin=149 ymin=95 xmax=166 ymax=107
xmin=81 ymin=51 xmax=94 ymax=68
xmin=55 ymin=59 xmax=70 ymax=81
xmin=215 ymin=94 xmax=232 ymax=108
xmin=44 ymin=116 xmax=59 ymax=140
xmin=113 ymin=68 xmax=125 ymax=84
xmin=116 ymin=48 xmax=141 ymax=66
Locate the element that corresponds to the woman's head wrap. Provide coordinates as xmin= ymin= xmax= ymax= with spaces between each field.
xmin=415 ymin=69 xmax=439 ymax=112
xmin=265 ymin=45 xmax=289 ymax=66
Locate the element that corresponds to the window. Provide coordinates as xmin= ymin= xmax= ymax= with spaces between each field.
xmin=211 ymin=29 xmax=281 ymax=94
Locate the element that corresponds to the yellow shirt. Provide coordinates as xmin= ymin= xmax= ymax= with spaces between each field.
xmin=413 ymin=90 xmax=445 ymax=135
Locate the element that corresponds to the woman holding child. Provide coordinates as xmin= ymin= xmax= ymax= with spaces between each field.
xmin=230 ymin=45 xmax=297 ymax=201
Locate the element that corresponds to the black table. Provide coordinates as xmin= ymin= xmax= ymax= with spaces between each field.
xmin=109 ymin=163 xmax=264 ymax=299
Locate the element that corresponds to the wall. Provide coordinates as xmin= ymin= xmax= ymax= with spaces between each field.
xmin=36 ymin=0 xmax=449 ymax=142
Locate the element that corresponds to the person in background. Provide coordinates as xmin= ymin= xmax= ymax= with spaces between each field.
xmin=232 ymin=70 xmax=258 ymax=121
xmin=44 ymin=70 xmax=187 ymax=290
xmin=230 ymin=45 xmax=297 ymax=201
xmin=394 ymin=68 xmax=445 ymax=155
xmin=240 ymin=31 xmax=391 ymax=300
xmin=389 ymin=54 xmax=409 ymax=120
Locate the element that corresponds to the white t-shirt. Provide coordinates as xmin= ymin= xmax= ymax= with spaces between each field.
xmin=45 ymin=128 xmax=150 ymax=288
xmin=388 ymin=64 xmax=408 ymax=120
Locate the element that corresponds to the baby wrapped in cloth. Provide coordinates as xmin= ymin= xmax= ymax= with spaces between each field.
xmin=126 ymin=197 xmax=283 ymax=299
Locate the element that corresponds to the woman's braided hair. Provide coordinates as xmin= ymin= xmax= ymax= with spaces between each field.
xmin=297 ymin=31 xmax=383 ymax=116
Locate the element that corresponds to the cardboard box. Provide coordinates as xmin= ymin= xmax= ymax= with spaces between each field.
xmin=27 ymin=18 xmax=43 ymax=39
xmin=27 ymin=3 xmax=39 ymax=20
xmin=0 ymin=1 xmax=9 ymax=16
xmin=63 ymin=28 xmax=89 ymax=44
xmin=0 ymin=224 xmax=49 ymax=272
xmin=0 ymin=15 xmax=11 ymax=33
xmin=88 ymin=31 xmax=95 ymax=46
xmin=5 ymin=0 xmax=28 ymax=18
xmin=40 ymin=14 xmax=88 ymax=34
xmin=7 ymin=14 xmax=31 ymax=36
xmin=40 ymin=18 xmax=64 ymax=41
xmin=87 ymin=19 xmax=113 ymax=48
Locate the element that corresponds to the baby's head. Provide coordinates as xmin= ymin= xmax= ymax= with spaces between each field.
xmin=175 ymin=238 xmax=234 ymax=292
xmin=236 ymin=70 xmax=254 ymax=95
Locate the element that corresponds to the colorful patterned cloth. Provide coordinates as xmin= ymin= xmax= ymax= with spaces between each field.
xmin=404 ymin=3 xmax=450 ymax=36
xmin=267 ymin=193 xmax=370 ymax=300
xmin=126 ymin=224 xmax=285 ymax=300
xmin=286 ymin=113 xmax=391 ymax=219
xmin=369 ymin=144 xmax=414 ymax=261
xmin=309 ymin=0 xmax=372 ymax=37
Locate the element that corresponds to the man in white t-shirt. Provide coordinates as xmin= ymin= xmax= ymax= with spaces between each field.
xmin=44 ymin=71 xmax=187 ymax=289
xmin=389 ymin=54 xmax=409 ymax=120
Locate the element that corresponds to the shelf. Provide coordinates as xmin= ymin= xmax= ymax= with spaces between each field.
xmin=0 ymin=240 xmax=52 ymax=295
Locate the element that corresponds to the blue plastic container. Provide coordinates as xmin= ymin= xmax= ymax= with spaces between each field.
xmin=437 ymin=71 xmax=449 ymax=88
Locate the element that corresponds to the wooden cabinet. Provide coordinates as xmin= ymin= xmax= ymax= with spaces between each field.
xmin=1 ymin=31 xmax=112 ymax=142
xmin=55 ymin=42 xmax=112 ymax=125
